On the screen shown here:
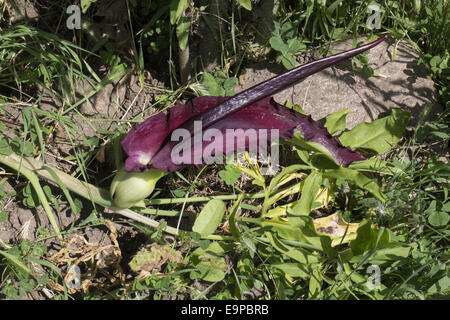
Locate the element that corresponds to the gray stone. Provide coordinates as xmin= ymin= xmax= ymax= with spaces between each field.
xmin=78 ymin=81 xmax=124 ymax=118
xmin=236 ymin=37 xmax=441 ymax=129
xmin=7 ymin=0 xmax=39 ymax=24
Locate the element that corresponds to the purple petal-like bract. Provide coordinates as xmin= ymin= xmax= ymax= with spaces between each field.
xmin=122 ymin=37 xmax=387 ymax=172
xmin=122 ymin=96 xmax=364 ymax=172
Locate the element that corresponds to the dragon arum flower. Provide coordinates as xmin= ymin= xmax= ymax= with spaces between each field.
xmin=110 ymin=36 xmax=387 ymax=208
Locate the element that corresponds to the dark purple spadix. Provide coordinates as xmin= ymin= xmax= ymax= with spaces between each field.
xmin=122 ymin=36 xmax=387 ymax=172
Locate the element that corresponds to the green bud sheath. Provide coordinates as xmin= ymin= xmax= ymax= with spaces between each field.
xmin=110 ymin=167 xmax=167 ymax=209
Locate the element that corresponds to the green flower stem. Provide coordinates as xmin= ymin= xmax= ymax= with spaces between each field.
xmin=0 ymin=153 xmax=232 ymax=239
xmin=137 ymin=208 xmax=183 ymax=216
xmin=146 ymin=192 xmax=266 ymax=205
xmin=0 ymin=154 xmax=62 ymax=239
xmin=1 ymin=153 xmax=179 ymax=230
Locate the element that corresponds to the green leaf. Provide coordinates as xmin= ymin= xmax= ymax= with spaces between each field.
xmin=11 ymin=137 xmax=34 ymax=157
xmin=228 ymin=194 xmax=244 ymax=239
xmin=324 ymin=167 xmax=386 ymax=202
xmin=285 ymin=100 xmax=307 ymax=115
xmin=0 ymin=211 xmax=8 ymax=223
xmin=280 ymin=21 xmax=297 ymax=39
xmin=237 ymin=0 xmax=252 ymax=11
xmin=169 ymin=0 xmax=189 ymax=25
xmin=339 ymin=109 xmax=411 ymax=154
xmin=290 ymin=171 xmax=322 ymax=216
xmin=427 ymin=276 xmax=450 ymax=294
xmin=192 ymin=242 xmax=228 ymax=282
xmin=261 ymin=217 xmax=307 ymax=242
xmin=0 ymin=250 xmax=32 ymax=277
xmin=241 ymin=235 xmax=257 ymax=258
xmin=281 ymin=55 xmax=296 ymax=70
xmin=308 ymin=268 xmax=322 ymax=299
xmin=327 ymin=0 xmax=345 ymax=13
xmin=190 ymin=72 xmax=225 ymax=96
xmin=366 ymin=245 xmax=411 ymax=264
xmin=310 ymin=154 xmax=339 ymax=169
xmin=287 ymin=214 xmax=335 ymax=257
xmin=193 ymin=256 xmax=226 ymax=282
xmin=223 ymin=77 xmax=238 ymax=90
xmin=81 ymin=0 xmax=97 ymax=13
xmin=0 ymin=138 xmax=13 ymax=156
xmin=428 ymin=211 xmax=449 ymax=227
xmin=348 ymin=157 xmax=407 ymax=177
xmin=268 ymin=164 xmax=311 ymax=193
xmin=218 ymin=165 xmax=241 ymax=185
xmin=176 ymin=20 xmax=190 ymax=50
xmin=192 ymin=199 xmax=226 ymax=237
xmin=286 ymin=130 xmax=349 ymax=168
xmin=103 ymin=62 xmax=128 ymax=84
xmin=265 ymin=232 xmax=321 ymax=264
xmin=349 ymin=220 xmax=390 ymax=255
xmin=442 ymin=202 xmax=450 ymax=212
xmin=269 ymin=36 xmax=288 ymax=53
xmin=324 ymin=108 xmax=349 ymax=135
xmin=286 ymin=38 xmax=305 ymax=53
xmin=26 ymin=257 xmax=62 ymax=277
xmin=271 ymin=263 xmax=310 ymax=279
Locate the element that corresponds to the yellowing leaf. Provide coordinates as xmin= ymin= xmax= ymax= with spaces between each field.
xmin=313 ymin=213 xmax=360 ymax=247
xmin=235 ymin=152 xmax=265 ymax=187
xmin=266 ymin=184 xmax=333 ymax=218
xmin=129 ymin=244 xmax=183 ymax=278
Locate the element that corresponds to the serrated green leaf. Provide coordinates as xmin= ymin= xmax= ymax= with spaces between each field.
xmin=218 ymin=165 xmax=241 ymax=185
